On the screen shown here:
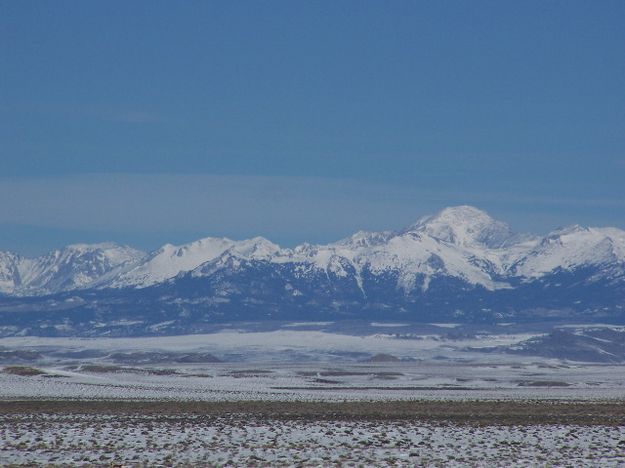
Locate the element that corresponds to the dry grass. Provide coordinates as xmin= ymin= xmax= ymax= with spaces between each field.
xmin=2 ymin=399 xmax=625 ymax=425
xmin=2 ymin=366 xmax=46 ymax=376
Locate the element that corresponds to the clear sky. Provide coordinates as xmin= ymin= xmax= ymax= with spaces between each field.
xmin=2 ymin=1 xmax=624 ymax=255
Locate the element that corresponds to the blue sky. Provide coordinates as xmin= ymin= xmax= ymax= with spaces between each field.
xmin=1 ymin=1 xmax=624 ymax=255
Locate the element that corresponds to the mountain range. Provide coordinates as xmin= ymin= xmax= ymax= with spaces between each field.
xmin=1 ymin=206 xmax=625 ymax=336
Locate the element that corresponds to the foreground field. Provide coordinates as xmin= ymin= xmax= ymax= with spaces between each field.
xmin=2 ymin=324 xmax=625 ymax=465
xmin=2 ymin=401 xmax=625 ymax=466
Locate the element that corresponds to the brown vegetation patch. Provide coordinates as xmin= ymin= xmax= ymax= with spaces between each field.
xmin=1 ymin=400 xmax=625 ymax=426
xmin=2 ymin=366 xmax=46 ymax=376
xmin=517 ymin=381 xmax=571 ymax=387
xmin=76 ymin=364 xmax=178 ymax=376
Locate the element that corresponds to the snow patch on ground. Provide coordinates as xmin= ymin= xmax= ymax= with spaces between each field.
xmin=2 ymin=414 xmax=624 ymax=466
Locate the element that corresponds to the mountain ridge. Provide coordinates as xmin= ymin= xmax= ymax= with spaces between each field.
xmin=2 ymin=205 xmax=625 ymax=297
xmin=1 ymin=205 xmax=625 ymax=336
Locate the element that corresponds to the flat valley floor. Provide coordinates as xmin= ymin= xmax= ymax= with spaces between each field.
xmin=3 ymin=323 xmax=625 ymax=465
xmin=2 ymin=400 xmax=625 ymax=466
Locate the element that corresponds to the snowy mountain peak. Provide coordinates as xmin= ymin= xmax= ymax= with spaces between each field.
xmin=547 ymin=224 xmax=587 ymax=237
xmin=57 ymin=243 xmax=144 ymax=265
xmin=512 ymin=224 xmax=625 ymax=278
xmin=0 ymin=243 xmax=145 ymax=296
xmin=105 ymin=236 xmax=282 ymax=289
xmin=63 ymin=241 xmax=126 ymax=251
xmin=106 ymin=236 xmax=237 ymax=288
xmin=0 ymin=251 xmax=21 ymax=294
xmin=333 ymin=230 xmax=392 ymax=248
xmin=410 ymin=205 xmax=514 ymax=248
xmin=227 ymin=236 xmax=281 ymax=259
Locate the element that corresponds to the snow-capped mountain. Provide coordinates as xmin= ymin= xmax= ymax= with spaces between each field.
xmin=0 ymin=243 xmax=145 ymax=296
xmin=3 ymin=205 xmax=625 ymax=296
xmin=103 ymin=236 xmax=282 ymax=289
xmin=510 ymin=225 xmax=625 ymax=279
xmin=0 ymin=251 xmax=21 ymax=295
xmin=149 ymin=206 xmax=534 ymax=294
xmin=1 ymin=206 xmax=625 ymax=336
xmin=408 ymin=205 xmax=516 ymax=248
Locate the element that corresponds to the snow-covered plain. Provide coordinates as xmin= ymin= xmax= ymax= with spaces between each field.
xmin=3 ymin=324 xmax=625 ymax=466
xmin=2 ymin=324 xmax=625 ymax=401
xmin=2 ymin=413 xmax=624 ymax=466
xmin=3 ymin=361 xmax=625 ymax=402
xmin=0 ymin=327 xmax=540 ymax=356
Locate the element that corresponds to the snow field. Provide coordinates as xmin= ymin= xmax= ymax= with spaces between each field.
xmin=2 ymin=413 xmax=624 ymax=466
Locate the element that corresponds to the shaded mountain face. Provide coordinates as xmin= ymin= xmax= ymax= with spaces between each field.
xmin=0 ymin=251 xmax=21 ymax=295
xmin=1 ymin=206 xmax=625 ymax=336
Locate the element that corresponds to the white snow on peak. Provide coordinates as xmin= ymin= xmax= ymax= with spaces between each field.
xmin=0 ymin=251 xmax=21 ymax=294
xmin=227 ymin=236 xmax=281 ymax=260
xmin=62 ymin=243 xmax=143 ymax=266
xmin=108 ymin=237 xmax=236 ymax=288
xmin=333 ymin=230 xmax=393 ymax=249
xmin=3 ymin=243 xmax=145 ymax=296
xmin=264 ymin=207 xmax=519 ymax=292
xmin=107 ymin=236 xmax=281 ymax=288
xmin=512 ymin=226 xmax=625 ymax=278
xmin=409 ymin=206 xmax=514 ymax=249
xmin=364 ymin=229 xmax=511 ymax=292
